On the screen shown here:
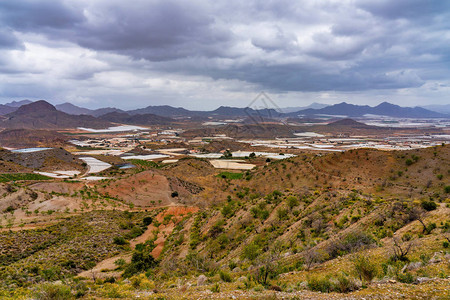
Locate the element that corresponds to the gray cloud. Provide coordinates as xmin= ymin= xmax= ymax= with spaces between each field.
xmin=0 ymin=0 xmax=449 ymax=108
xmin=0 ymin=0 xmax=83 ymax=30
xmin=0 ymin=29 xmax=23 ymax=50
xmin=357 ymin=0 xmax=450 ymax=20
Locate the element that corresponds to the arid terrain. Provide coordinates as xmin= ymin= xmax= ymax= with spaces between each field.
xmin=0 ymin=100 xmax=449 ymax=299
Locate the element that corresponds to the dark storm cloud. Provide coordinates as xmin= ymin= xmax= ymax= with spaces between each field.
xmin=357 ymin=0 xmax=450 ymax=20
xmin=0 ymin=29 xmax=23 ymax=49
xmin=0 ymin=0 xmax=449 ymax=106
xmin=72 ymin=1 xmax=235 ymax=61
xmin=0 ymin=0 xmax=83 ymax=30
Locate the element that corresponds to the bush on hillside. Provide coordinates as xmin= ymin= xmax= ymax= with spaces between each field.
xmin=326 ymin=231 xmax=376 ymax=259
xmin=421 ymin=200 xmax=437 ymax=211
xmin=352 ymin=255 xmax=377 ymax=283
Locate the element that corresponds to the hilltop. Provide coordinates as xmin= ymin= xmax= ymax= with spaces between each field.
xmin=0 ymin=101 xmax=113 ymax=129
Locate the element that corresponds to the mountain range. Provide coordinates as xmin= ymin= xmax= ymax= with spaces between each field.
xmin=292 ymin=101 xmax=449 ymax=118
xmin=280 ymin=102 xmax=329 ymax=113
xmin=0 ymin=100 xmax=448 ymax=128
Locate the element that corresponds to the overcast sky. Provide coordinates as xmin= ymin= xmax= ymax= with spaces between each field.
xmin=0 ymin=0 xmax=449 ymax=110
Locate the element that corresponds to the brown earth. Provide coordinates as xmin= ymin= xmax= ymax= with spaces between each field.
xmin=97 ymin=171 xmax=175 ymax=207
xmin=0 ymin=148 xmax=84 ymax=172
xmin=0 ymin=129 xmax=69 ymax=148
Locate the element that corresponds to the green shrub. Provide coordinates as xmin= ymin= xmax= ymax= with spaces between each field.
xmin=307 ymin=276 xmax=332 ymax=293
xmin=353 ymin=255 xmax=377 ymax=283
xmin=125 ymin=226 xmax=144 ymax=239
xmin=219 ymin=270 xmax=232 ymax=282
xmin=143 ymin=216 xmax=153 ymax=226
xmin=421 ymin=200 xmax=437 ymax=211
xmin=217 ymin=172 xmax=243 ymax=180
xmin=286 ymin=196 xmax=299 ymax=209
xmin=113 ymin=236 xmax=128 ymax=245
xmin=397 ymin=272 xmax=415 ymax=284
xmin=114 ymin=258 xmax=126 ymax=269
xmin=334 ymin=272 xmax=359 ymax=293
xmin=445 ymin=186 xmax=450 ymax=193
xmin=34 ymin=283 xmax=72 ymax=300
xmin=3 ymin=206 xmax=14 ymax=213
xmin=123 ymin=244 xmax=157 ymax=278
xmin=241 ymin=243 xmax=260 ymax=261
xmin=277 ymin=208 xmax=288 ymax=221
xmin=104 ymin=276 xmax=116 ymax=283
xmin=211 ymin=283 xmax=220 ymax=293
xmin=326 ymin=231 xmax=375 ymax=258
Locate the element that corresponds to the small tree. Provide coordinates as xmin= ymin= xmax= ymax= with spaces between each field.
xmin=253 ymin=242 xmax=282 ymax=285
xmin=409 ymin=206 xmax=435 ymax=234
xmin=303 ymin=247 xmax=327 ymax=270
xmin=392 ymin=237 xmax=414 ymax=261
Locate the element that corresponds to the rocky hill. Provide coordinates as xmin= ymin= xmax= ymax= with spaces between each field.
xmin=0 ymin=129 xmax=69 ymax=148
xmin=0 ymin=101 xmax=113 ymax=129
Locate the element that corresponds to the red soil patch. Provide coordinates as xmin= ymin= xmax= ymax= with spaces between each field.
xmin=133 ymin=206 xmax=198 ymax=258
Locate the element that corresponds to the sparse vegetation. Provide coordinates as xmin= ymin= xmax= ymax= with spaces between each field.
xmin=0 ymin=145 xmax=448 ymax=298
xmin=217 ymin=171 xmax=243 ymax=179
xmin=0 ymin=173 xmax=51 ymax=182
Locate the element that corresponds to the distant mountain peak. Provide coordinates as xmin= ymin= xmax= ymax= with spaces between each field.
xmin=328 ymin=118 xmax=366 ymax=126
xmin=376 ymin=101 xmax=397 ymax=108
xmin=4 ymin=100 xmax=33 ymax=107
xmin=293 ymin=101 xmax=447 ymax=118
xmin=15 ymin=100 xmax=56 ymax=114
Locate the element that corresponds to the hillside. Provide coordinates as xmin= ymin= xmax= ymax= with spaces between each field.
xmin=0 ymin=105 xmax=17 ymax=115
xmin=0 ymin=146 xmax=448 ymax=299
xmin=0 ymin=129 xmax=68 ymax=148
xmin=0 ymin=100 xmax=33 ymax=115
xmin=99 ymin=112 xmax=173 ymax=125
xmin=1 ymin=101 xmax=112 ymax=129
xmin=0 ymin=147 xmax=84 ymax=172
xmin=55 ymin=102 xmax=125 ymax=117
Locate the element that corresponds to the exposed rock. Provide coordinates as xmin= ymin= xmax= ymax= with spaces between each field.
xmin=402 ymin=261 xmax=422 ymax=272
xmin=414 ymin=277 xmax=433 ymax=284
xmin=429 ymin=252 xmax=444 ymax=264
xmin=197 ymin=275 xmax=207 ymax=286
xmin=283 ymin=252 xmax=292 ymax=258
xmin=232 ymin=267 xmax=242 ymax=273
